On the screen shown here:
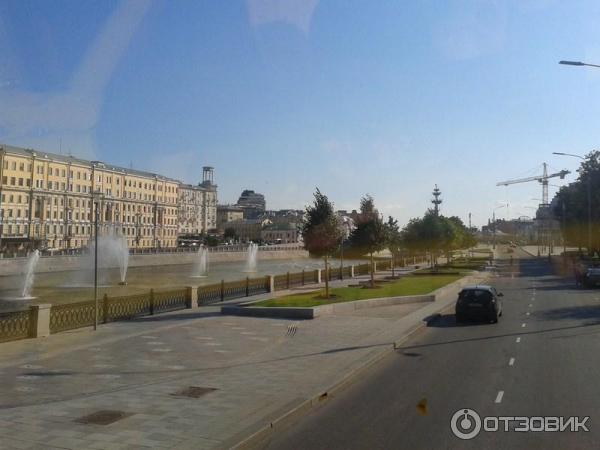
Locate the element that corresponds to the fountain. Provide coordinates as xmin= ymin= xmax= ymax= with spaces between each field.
xmin=191 ymin=245 xmax=209 ymax=278
xmin=61 ymin=235 xmax=129 ymax=287
xmin=20 ymin=250 xmax=40 ymax=299
xmin=114 ymin=236 xmax=129 ymax=285
xmin=0 ymin=250 xmax=40 ymax=301
xmin=243 ymin=243 xmax=258 ymax=273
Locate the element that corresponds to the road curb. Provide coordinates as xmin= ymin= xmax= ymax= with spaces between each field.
xmin=228 ymin=272 xmax=490 ymax=450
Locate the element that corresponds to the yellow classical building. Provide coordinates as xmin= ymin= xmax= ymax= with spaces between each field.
xmin=0 ymin=144 xmax=180 ymax=251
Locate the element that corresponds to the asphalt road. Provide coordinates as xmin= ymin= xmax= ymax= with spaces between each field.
xmin=264 ymin=251 xmax=600 ymax=449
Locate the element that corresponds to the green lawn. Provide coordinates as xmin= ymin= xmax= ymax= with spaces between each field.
xmin=253 ymin=274 xmax=463 ymax=307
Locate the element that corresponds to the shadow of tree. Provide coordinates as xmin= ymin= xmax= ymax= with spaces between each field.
xmin=534 ymin=305 xmax=600 ymax=322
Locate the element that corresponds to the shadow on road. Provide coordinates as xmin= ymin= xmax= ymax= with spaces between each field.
xmin=527 ymin=284 xmax=581 ymax=292
xmin=535 ymin=305 xmax=600 ymax=322
xmin=398 ymin=321 xmax=600 ymax=352
xmin=132 ymin=311 xmax=223 ymax=322
xmin=426 ymin=313 xmax=492 ymax=328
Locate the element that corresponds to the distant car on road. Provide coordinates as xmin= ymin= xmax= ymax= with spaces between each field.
xmin=583 ymin=265 xmax=600 ymax=287
xmin=455 ymin=285 xmax=503 ymax=324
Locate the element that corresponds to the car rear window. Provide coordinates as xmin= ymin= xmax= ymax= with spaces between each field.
xmin=459 ymin=290 xmax=493 ymax=303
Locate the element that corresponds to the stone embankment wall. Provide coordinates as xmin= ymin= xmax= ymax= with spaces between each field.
xmin=0 ymin=249 xmax=309 ymax=276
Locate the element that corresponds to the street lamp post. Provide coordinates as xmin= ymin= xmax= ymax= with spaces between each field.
xmin=559 ymin=60 xmax=600 ymax=69
xmin=338 ymin=219 xmax=350 ymax=280
xmin=340 ymin=234 xmax=344 ymax=280
xmin=557 ymin=60 xmax=600 ymax=253
xmin=92 ymin=192 xmax=104 ymax=331
xmin=0 ymin=208 xmax=4 ymax=254
xmin=135 ymin=212 xmax=142 ymax=250
xmin=552 ymin=152 xmax=592 ymax=255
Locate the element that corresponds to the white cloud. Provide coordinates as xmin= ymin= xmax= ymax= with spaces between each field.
xmin=0 ymin=0 xmax=151 ymax=158
xmin=246 ymin=0 xmax=319 ymax=34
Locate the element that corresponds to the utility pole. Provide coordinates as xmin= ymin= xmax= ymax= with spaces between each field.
xmin=94 ymin=196 xmax=100 ymax=331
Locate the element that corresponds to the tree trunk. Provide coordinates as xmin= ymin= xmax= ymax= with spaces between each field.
xmin=324 ymin=255 xmax=330 ymax=298
xmin=370 ymin=252 xmax=375 ymax=287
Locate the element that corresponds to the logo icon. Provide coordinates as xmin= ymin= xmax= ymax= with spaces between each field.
xmin=451 ymin=408 xmax=482 ymax=440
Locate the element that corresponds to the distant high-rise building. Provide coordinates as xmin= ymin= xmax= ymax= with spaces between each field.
xmin=177 ymin=167 xmax=217 ymax=236
xmin=236 ymin=189 xmax=266 ymax=219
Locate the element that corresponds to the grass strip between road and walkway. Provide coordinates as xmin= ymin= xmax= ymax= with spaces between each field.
xmin=253 ymin=273 xmax=464 ymax=307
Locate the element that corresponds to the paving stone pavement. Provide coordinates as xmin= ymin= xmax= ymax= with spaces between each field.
xmin=0 ymin=268 xmax=462 ymax=450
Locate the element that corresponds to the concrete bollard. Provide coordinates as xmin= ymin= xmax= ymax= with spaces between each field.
xmin=186 ymin=286 xmax=198 ymax=309
xmin=30 ymin=304 xmax=51 ymax=338
xmin=316 ymin=269 xmax=322 ymax=284
xmin=350 ymin=265 xmax=355 ymax=278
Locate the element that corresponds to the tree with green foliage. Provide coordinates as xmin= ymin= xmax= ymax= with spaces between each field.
xmin=444 ymin=216 xmax=476 ymax=261
xmin=401 ymin=212 xmax=475 ymax=266
xmin=553 ymin=150 xmax=600 ymax=255
xmin=350 ymin=195 xmax=387 ymax=286
xmin=401 ymin=211 xmax=444 ymax=265
xmin=204 ymin=235 xmax=219 ymax=247
xmin=385 ymin=216 xmax=402 ymax=277
xmin=223 ymin=227 xmax=237 ymax=242
xmin=301 ymin=189 xmax=343 ymax=298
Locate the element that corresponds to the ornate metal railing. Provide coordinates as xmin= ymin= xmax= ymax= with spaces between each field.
xmin=288 ymin=271 xmax=305 ymax=287
xmin=153 ymin=289 xmax=188 ymax=314
xmin=50 ymin=300 xmax=97 ymax=333
xmin=355 ymin=263 xmax=370 ymax=275
xmin=105 ymin=293 xmax=150 ymax=322
xmin=247 ymin=277 xmax=270 ymax=296
xmin=378 ymin=260 xmax=391 ymax=271
xmin=274 ymin=273 xmax=288 ymax=290
xmin=0 ymin=309 xmax=33 ymax=342
xmin=222 ymin=279 xmax=248 ymax=300
xmin=198 ymin=283 xmax=223 ymax=305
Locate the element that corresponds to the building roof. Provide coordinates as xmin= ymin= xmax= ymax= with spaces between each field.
xmin=229 ymin=218 xmax=271 ymax=225
xmin=263 ymin=223 xmax=298 ymax=231
xmin=217 ymin=204 xmax=244 ymax=212
xmin=179 ymin=183 xmax=214 ymax=192
xmin=1 ymin=142 xmax=180 ymax=184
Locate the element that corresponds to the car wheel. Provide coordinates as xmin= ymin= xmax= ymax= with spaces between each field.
xmin=490 ymin=314 xmax=498 ymax=324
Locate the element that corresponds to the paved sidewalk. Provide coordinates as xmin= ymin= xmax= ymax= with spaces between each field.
xmin=0 ymin=268 xmax=480 ymax=450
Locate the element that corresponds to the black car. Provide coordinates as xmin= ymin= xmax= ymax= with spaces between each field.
xmin=455 ymin=285 xmax=503 ymax=323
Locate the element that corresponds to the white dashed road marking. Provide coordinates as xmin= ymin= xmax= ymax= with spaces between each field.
xmin=516 ymin=337 xmax=521 ymax=343
xmin=509 ymin=358 xmax=515 ymax=366
xmin=495 ymin=391 xmax=504 ymax=403
xmin=521 ymin=323 xmax=526 ymax=328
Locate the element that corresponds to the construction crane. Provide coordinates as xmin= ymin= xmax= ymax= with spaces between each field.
xmin=496 ymin=163 xmax=570 ymax=205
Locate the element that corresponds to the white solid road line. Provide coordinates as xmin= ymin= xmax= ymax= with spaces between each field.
xmin=516 ymin=337 xmax=521 ymax=343
xmin=495 ymin=391 xmax=504 ymax=404
xmin=509 ymin=357 xmax=515 ymax=366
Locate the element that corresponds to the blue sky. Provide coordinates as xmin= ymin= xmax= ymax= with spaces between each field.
xmin=2 ymin=0 xmax=600 ymax=227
